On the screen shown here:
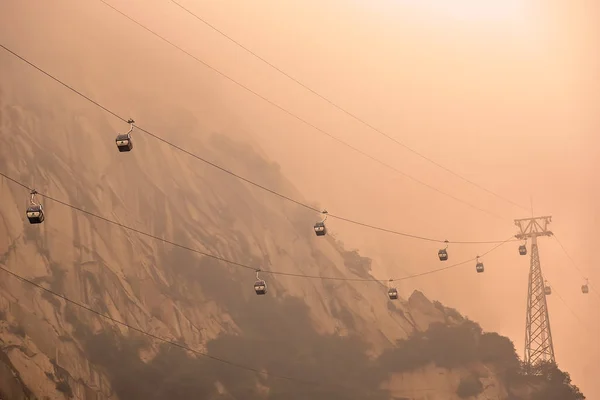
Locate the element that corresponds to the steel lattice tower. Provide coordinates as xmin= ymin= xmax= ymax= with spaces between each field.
xmin=515 ymin=216 xmax=555 ymax=368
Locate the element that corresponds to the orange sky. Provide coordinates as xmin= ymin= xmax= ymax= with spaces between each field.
xmin=1 ymin=0 xmax=598 ymax=396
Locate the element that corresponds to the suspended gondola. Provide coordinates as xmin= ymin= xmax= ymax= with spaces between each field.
xmin=518 ymin=243 xmax=527 ymax=256
xmin=475 ymin=256 xmax=484 ymax=273
xmin=544 ymin=280 xmax=551 ymax=295
xmin=26 ymin=189 xmax=45 ymax=224
xmin=438 ymin=240 xmax=449 ymax=261
xmin=581 ymin=278 xmax=589 ymax=294
xmin=254 ymin=270 xmax=267 ymax=295
xmin=115 ymin=119 xmax=135 ymax=152
xmin=387 ymin=279 xmax=398 ymax=300
xmin=313 ymin=210 xmax=328 ymax=237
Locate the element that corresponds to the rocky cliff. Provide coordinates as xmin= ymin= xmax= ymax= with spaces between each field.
xmin=0 ymin=56 xmax=584 ymax=399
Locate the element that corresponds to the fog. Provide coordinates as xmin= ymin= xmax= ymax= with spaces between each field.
xmin=1 ymin=0 xmax=598 ymax=397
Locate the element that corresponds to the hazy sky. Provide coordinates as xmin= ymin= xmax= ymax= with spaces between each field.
xmin=1 ymin=0 xmax=598 ymax=396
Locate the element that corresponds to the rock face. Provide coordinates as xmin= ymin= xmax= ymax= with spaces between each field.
xmin=0 ymin=59 xmax=434 ymax=399
xmin=0 ymin=331 xmax=35 ymax=400
xmin=0 ymin=59 xmax=581 ymax=400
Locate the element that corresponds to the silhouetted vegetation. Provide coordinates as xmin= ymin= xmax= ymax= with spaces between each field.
xmin=55 ymin=217 xmax=585 ymax=400
xmin=378 ymin=319 xmax=486 ymax=372
xmin=378 ymin=319 xmax=584 ymax=399
xmin=67 ymin=293 xmax=387 ymax=400
xmin=73 ymin=327 xmax=387 ymax=399
xmin=456 ymin=375 xmax=484 ymax=398
xmin=63 ymin=297 xmax=586 ymax=400
xmin=528 ymin=362 xmax=585 ymax=400
xmin=432 ymin=300 xmax=464 ymax=323
xmin=58 ymin=223 xmax=586 ymax=400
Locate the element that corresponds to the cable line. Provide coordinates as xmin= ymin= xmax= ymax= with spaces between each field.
xmin=0 ymin=172 xmax=510 ymax=283
xmin=0 ymin=43 xmax=515 ymax=245
xmin=0 ymin=246 xmax=540 ymax=396
xmin=547 ymin=284 xmax=598 ymax=338
xmin=553 ymin=234 xmax=599 ymax=299
xmin=0 ymin=264 xmax=364 ymax=393
xmin=169 ymin=0 xmax=529 ymax=213
xmin=3 ymin=204 xmax=589 ymax=397
xmin=0 ymin=233 xmax=592 ymax=395
xmin=392 ymin=237 xmax=510 ymax=281
xmin=90 ymin=0 xmax=508 ymax=221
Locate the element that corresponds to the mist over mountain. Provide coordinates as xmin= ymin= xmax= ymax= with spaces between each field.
xmin=0 ymin=58 xmax=585 ymax=399
xmin=0 ymin=0 xmax=596 ymax=398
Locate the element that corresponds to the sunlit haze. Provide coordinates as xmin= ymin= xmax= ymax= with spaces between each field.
xmin=368 ymin=0 xmax=530 ymax=23
xmin=0 ymin=0 xmax=598 ymax=398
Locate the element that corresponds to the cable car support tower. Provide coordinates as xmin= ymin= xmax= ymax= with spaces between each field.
xmin=514 ymin=216 xmax=555 ymax=369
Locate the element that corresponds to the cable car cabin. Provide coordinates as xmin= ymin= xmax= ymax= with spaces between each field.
xmin=254 ymin=280 xmax=267 ymax=295
xmin=544 ymin=286 xmax=551 ymax=295
xmin=388 ymin=288 xmax=398 ymax=300
xmin=26 ymin=204 xmax=45 ymax=224
xmin=519 ymin=245 xmax=527 ymax=256
xmin=438 ymin=249 xmax=448 ymax=261
xmin=115 ymin=133 xmax=133 ymax=152
xmin=581 ymin=284 xmax=589 ymax=294
xmin=314 ymin=221 xmax=327 ymax=236
xmin=476 ymin=262 xmax=484 ymax=273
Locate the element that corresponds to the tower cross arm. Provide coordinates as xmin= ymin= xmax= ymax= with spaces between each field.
xmin=514 ymin=216 xmax=553 ymax=239
xmin=515 ymin=231 xmax=553 ymax=240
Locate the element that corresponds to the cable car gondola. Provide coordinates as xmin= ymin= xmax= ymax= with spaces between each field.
xmin=438 ymin=249 xmax=448 ymax=261
xmin=581 ymin=278 xmax=589 ymax=294
xmin=254 ymin=270 xmax=267 ymax=295
xmin=115 ymin=119 xmax=135 ymax=152
xmin=26 ymin=189 xmax=45 ymax=224
xmin=314 ymin=210 xmax=328 ymax=237
xmin=387 ymin=280 xmax=398 ymax=300
xmin=544 ymin=280 xmax=551 ymax=295
xmin=519 ymin=244 xmax=527 ymax=256
xmin=254 ymin=280 xmax=267 ymax=295
xmin=314 ymin=221 xmax=327 ymax=236
xmin=475 ymin=257 xmax=484 ymax=273
xmin=438 ymin=240 xmax=449 ymax=261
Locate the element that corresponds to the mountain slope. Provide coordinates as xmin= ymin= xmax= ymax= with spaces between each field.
xmin=0 ymin=54 xmax=585 ymax=399
xmin=0 ymin=58 xmax=422 ymax=398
